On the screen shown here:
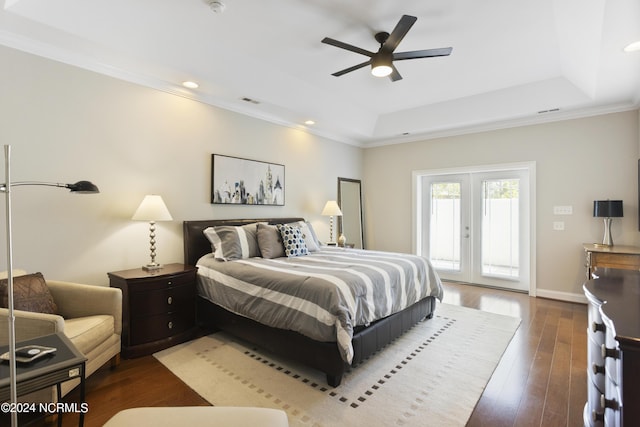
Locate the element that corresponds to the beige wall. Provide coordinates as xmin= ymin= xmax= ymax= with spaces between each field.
xmin=363 ymin=110 xmax=640 ymax=299
xmin=0 ymin=45 xmax=362 ymax=284
xmin=2 ymin=43 xmax=638 ymax=300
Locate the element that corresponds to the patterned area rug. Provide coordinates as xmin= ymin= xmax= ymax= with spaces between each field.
xmin=154 ymin=303 xmax=520 ymax=427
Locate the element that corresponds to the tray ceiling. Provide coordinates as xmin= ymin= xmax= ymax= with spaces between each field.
xmin=1 ymin=0 xmax=639 ymax=146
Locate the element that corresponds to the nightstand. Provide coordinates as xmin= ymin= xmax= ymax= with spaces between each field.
xmin=108 ymin=263 xmax=198 ymax=358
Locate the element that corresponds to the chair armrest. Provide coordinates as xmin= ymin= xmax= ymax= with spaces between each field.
xmin=0 ymin=308 xmax=65 ymax=344
xmin=46 ymin=281 xmax=123 ymax=335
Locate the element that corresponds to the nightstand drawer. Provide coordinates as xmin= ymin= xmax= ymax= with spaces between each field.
xmin=130 ymin=284 xmax=195 ymax=316
xmin=130 ymin=311 xmax=194 ymax=345
xmin=128 ymin=271 xmax=195 ymax=292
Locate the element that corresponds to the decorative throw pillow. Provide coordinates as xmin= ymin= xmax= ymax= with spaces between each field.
xmin=0 ymin=272 xmax=57 ymax=314
xmin=203 ymin=223 xmax=261 ymax=260
xmin=277 ymin=224 xmax=309 ymax=258
xmin=257 ymin=223 xmax=286 ymax=259
xmin=287 ymin=220 xmax=320 ymax=252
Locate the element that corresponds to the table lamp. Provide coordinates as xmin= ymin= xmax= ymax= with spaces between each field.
xmin=593 ymin=200 xmax=623 ymax=246
xmin=321 ymin=200 xmax=343 ymax=245
xmin=2 ymin=144 xmax=99 ymax=427
xmin=132 ymin=195 xmax=173 ymax=270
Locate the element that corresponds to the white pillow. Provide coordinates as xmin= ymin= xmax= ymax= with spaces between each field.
xmin=287 ymin=221 xmax=320 ymax=252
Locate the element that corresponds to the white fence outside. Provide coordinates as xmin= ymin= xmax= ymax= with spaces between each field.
xmin=430 ymin=198 xmax=519 ymax=277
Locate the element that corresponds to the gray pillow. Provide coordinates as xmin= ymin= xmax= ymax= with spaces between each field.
xmin=203 ymin=223 xmax=261 ymax=260
xmin=256 ymin=223 xmax=285 ymax=259
xmin=0 ymin=272 xmax=57 ymax=314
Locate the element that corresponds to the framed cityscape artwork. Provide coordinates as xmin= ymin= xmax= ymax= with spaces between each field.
xmin=211 ymin=154 xmax=285 ymax=205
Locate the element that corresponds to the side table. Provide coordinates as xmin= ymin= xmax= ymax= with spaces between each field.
xmin=108 ymin=263 xmax=198 ymax=358
xmin=0 ymin=332 xmax=86 ymax=426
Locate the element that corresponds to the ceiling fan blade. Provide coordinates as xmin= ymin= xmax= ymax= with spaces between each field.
xmin=322 ymin=37 xmax=374 ymax=57
xmin=383 ymin=15 xmax=417 ymax=53
xmin=331 ymin=60 xmax=372 ymax=77
xmin=393 ymin=47 xmax=453 ymax=61
xmin=389 ymin=64 xmax=403 ymax=82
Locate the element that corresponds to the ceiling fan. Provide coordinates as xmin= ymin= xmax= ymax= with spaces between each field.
xmin=321 ymin=14 xmax=452 ymax=82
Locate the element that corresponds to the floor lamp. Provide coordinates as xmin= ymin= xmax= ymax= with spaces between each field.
xmin=2 ymin=144 xmax=99 ymax=427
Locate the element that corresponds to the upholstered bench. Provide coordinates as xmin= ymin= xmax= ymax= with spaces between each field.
xmin=103 ymin=407 xmax=289 ymax=427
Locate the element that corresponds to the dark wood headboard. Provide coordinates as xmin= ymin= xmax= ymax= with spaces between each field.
xmin=183 ymin=218 xmax=305 ymax=266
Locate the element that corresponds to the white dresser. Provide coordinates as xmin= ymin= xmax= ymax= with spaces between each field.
xmin=583 ymin=269 xmax=640 ymax=427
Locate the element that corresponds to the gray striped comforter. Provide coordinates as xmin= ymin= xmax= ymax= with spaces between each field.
xmin=196 ymin=247 xmax=443 ymax=363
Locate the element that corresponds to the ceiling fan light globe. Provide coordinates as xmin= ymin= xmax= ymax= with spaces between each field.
xmin=371 ymin=64 xmax=392 ymax=77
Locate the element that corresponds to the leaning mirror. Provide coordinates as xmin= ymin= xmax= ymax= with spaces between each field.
xmin=337 ymin=177 xmax=364 ymax=249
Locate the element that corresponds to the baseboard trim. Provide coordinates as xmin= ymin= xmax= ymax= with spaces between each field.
xmin=536 ymin=288 xmax=587 ymax=304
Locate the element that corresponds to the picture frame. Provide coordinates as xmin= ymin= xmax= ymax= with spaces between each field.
xmin=211 ymin=154 xmax=285 ymax=205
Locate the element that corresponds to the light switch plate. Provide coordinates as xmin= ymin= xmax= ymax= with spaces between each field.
xmin=553 ymin=206 xmax=573 ymax=215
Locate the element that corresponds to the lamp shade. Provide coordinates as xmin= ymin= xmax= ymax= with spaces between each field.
xmin=322 ymin=200 xmax=343 ymax=216
xmin=593 ymin=200 xmax=623 ymax=218
xmin=132 ymin=195 xmax=173 ymax=221
xmin=67 ymin=180 xmax=99 ymax=193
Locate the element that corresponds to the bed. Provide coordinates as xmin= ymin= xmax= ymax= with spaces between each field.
xmin=183 ymin=218 xmax=443 ymax=386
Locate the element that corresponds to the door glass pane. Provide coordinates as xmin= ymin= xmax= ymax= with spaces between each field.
xmin=481 ymin=179 xmax=519 ymax=278
xmin=429 ymin=182 xmax=461 ymax=271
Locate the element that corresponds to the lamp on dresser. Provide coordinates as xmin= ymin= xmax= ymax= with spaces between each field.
xmin=1 ymin=144 xmax=99 ymax=427
xmin=593 ymin=200 xmax=623 ymax=246
xmin=132 ymin=194 xmax=173 ymax=271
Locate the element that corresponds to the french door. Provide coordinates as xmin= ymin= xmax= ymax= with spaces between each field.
xmin=416 ymin=165 xmax=532 ymax=292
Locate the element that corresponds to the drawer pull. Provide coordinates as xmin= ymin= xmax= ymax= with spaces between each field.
xmin=167 ymin=280 xmax=173 ymax=286
xmin=591 ymin=410 xmax=604 ymax=422
xmin=600 ymin=394 xmax=619 ymax=410
xmin=591 ymin=322 xmax=605 ymax=333
xmin=167 ymin=296 xmax=173 ymax=305
xmin=601 ymin=344 xmax=620 ymax=359
xmin=168 ymin=321 xmax=173 ymax=330
xmin=592 ymin=363 xmax=605 ymax=375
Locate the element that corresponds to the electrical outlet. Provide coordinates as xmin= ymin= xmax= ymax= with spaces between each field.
xmin=553 ymin=221 xmax=565 ymax=231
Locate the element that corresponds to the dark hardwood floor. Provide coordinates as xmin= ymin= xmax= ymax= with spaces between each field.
xmin=49 ymin=281 xmax=587 ymax=426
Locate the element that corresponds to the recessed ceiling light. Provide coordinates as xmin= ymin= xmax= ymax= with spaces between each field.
xmin=624 ymin=40 xmax=640 ymax=52
xmin=304 ymin=120 xmax=315 ymax=126
xmin=205 ymin=0 xmax=226 ymax=13
xmin=182 ymin=81 xmax=199 ymax=89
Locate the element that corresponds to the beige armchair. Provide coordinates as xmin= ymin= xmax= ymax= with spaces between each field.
xmin=0 ymin=274 xmax=122 ymax=398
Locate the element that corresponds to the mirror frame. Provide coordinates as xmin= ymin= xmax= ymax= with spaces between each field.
xmin=337 ymin=177 xmax=364 ymax=249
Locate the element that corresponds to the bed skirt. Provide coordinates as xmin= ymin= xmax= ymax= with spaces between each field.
xmin=196 ymin=295 xmax=437 ymax=386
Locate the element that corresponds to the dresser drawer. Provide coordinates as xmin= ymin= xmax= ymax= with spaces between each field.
xmin=604 ymin=328 xmax=620 ymax=386
xmin=130 ymin=284 xmax=195 ymax=316
xmin=587 ymin=370 xmax=605 ymax=427
xmin=587 ymin=302 xmax=605 ymax=337
xmin=130 ymin=311 xmax=194 ymax=345
xmin=588 ymin=334 xmax=606 ymax=391
xmin=603 ymin=381 xmax=621 ymax=427
xmin=592 ymin=252 xmax=640 ymax=271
